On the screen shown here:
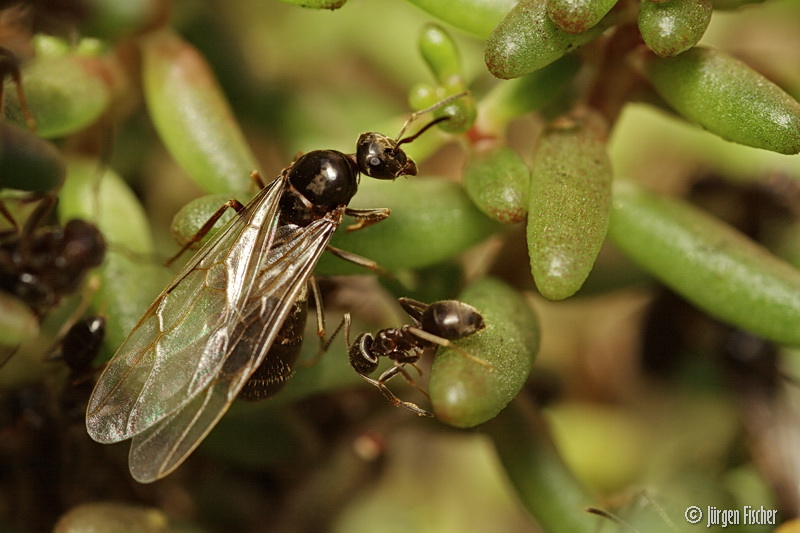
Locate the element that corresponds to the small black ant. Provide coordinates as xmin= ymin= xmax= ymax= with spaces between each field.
xmin=345 ymin=297 xmax=488 ymax=417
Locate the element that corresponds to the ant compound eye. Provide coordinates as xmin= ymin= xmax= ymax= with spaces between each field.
xmin=368 ymin=154 xmax=386 ymax=173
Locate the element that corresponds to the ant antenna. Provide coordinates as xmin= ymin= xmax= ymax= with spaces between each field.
xmin=394 ymin=90 xmax=469 ymax=143
xmin=396 ymin=116 xmax=450 ymax=147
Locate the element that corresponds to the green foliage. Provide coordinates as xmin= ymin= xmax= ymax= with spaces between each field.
xmin=316 ymin=177 xmax=498 ymax=275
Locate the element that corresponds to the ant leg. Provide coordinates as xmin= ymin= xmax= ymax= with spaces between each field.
xmin=397 ymin=297 xmax=428 ymax=323
xmin=343 ymin=207 xmax=390 ymax=232
xmin=309 ymin=276 xmax=325 ymax=342
xmin=14 ymin=196 xmax=56 ymax=254
xmin=394 ymin=363 xmax=430 ymax=399
xmin=165 ymin=199 xmax=245 ymax=266
xmin=0 ymin=47 xmax=36 ymax=131
xmin=0 ymin=202 xmax=18 ymax=236
xmin=325 ymin=245 xmax=388 ymax=276
xmin=407 ymin=326 xmax=493 ymax=370
xmin=358 ymin=367 xmax=433 ymax=417
xmin=250 ymin=170 xmax=267 ymax=189
xmin=21 ymin=195 xmax=56 ymax=238
xmin=300 ymin=276 xmax=337 ymax=367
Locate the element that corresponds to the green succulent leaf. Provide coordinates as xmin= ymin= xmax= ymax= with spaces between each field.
xmin=639 ymin=46 xmax=800 ymax=154
xmin=463 ymin=145 xmax=529 ymax=224
xmin=527 ymin=111 xmax=613 ymax=301
xmin=59 ymin=157 xmax=168 ymax=356
xmin=316 ymin=177 xmax=499 ymax=275
xmin=479 ymin=54 xmax=581 ymax=132
xmin=429 ymin=277 xmax=540 ymax=428
xmin=141 ymin=29 xmax=259 ymax=196
xmin=710 ymin=0 xmax=765 ymax=9
xmin=419 ymin=24 xmax=462 ymax=86
xmin=2 ymin=54 xmax=111 ymax=138
xmin=170 ymin=193 xmax=245 ymax=250
xmin=79 ymin=0 xmax=160 ymax=41
xmin=0 ymin=292 xmax=40 ymax=346
xmin=403 ymin=0 xmax=518 ymax=39
xmin=638 ymin=0 xmax=713 ymax=57
xmin=0 ymin=122 xmax=65 ymax=193
xmin=609 ymin=180 xmax=800 ymax=347
xmin=53 ymin=502 xmax=170 ymax=533
xmin=484 ymin=401 xmax=600 ymax=533
xmin=485 ymin=0 xmax=603 ymax=80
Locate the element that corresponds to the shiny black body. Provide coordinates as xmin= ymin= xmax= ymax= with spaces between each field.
xmin=0 ymin=201 xmax=105 ymax=317
xmin=60 ymin=315 xmax=106 ymax=372
xmin=235 ymin=131 xmax=422 ymax=401
xmin=238 ymin=287 xmax=308 ymax=401
xmin=349 ymin=298 xmax=486 ymax=416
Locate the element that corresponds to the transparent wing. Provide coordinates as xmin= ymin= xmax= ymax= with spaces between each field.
xmin=126 ymin=214 xmax=341 ymax=482
xmin=86 ymin=176 xmax=285 ymax=443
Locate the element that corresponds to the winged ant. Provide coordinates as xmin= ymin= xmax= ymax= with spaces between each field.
xmin=85 ymin=92 xmax=468 ymax=483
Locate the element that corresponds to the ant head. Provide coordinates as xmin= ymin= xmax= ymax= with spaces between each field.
xmin=355 ymin=132 xmax=417 ymax=180
xmin=355 ymin=91 xmax=468 ymax=180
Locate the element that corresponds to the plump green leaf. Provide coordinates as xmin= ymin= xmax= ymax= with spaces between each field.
xmin=2 ymin=54 xmax=111 ymax=138
xmin=141 ymin=29 xmax=258 ymax=196
xmin=403 ymin=0 xmax=518 ymax=39
xmin=0 ymin=122 xmax=64 ymax=193
xmin=53 ymin=502 xmax=170 ymax=533
xmin=608 ymin=180 xmax=800 ymax=347
xmin=409 ymin=86 xmax=477 ymax=135
xmin=527 ymin=111 xmax=612 ymax=300
xmin=419 ymin=24 xmax=462 ymax=86
xmin=638 ymin=0 xmax=713 ymax=57
xmin=485 ymin=0 xmax=603 ymax=79
xmin=80 ymin=0 xmax=160 ymax=40
xmin=639 ymin=46 xmax=800 ymax=154
xmin=170 ymin=193 xmax=244 ymax=249
xmin=429 ymin=277 xmax=540 ymax=428
xmin=479 ymin=55 xmax=581 ymax=131
xmin=463 ymin=145 xmax=529 ymax=223
xmin=483 ymin=401 xmax=599 ymax=533
xmin=710 ymin=0 xmax=765 ymax=9
xmin=316 ymin=177 xmax=499 ymax=275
